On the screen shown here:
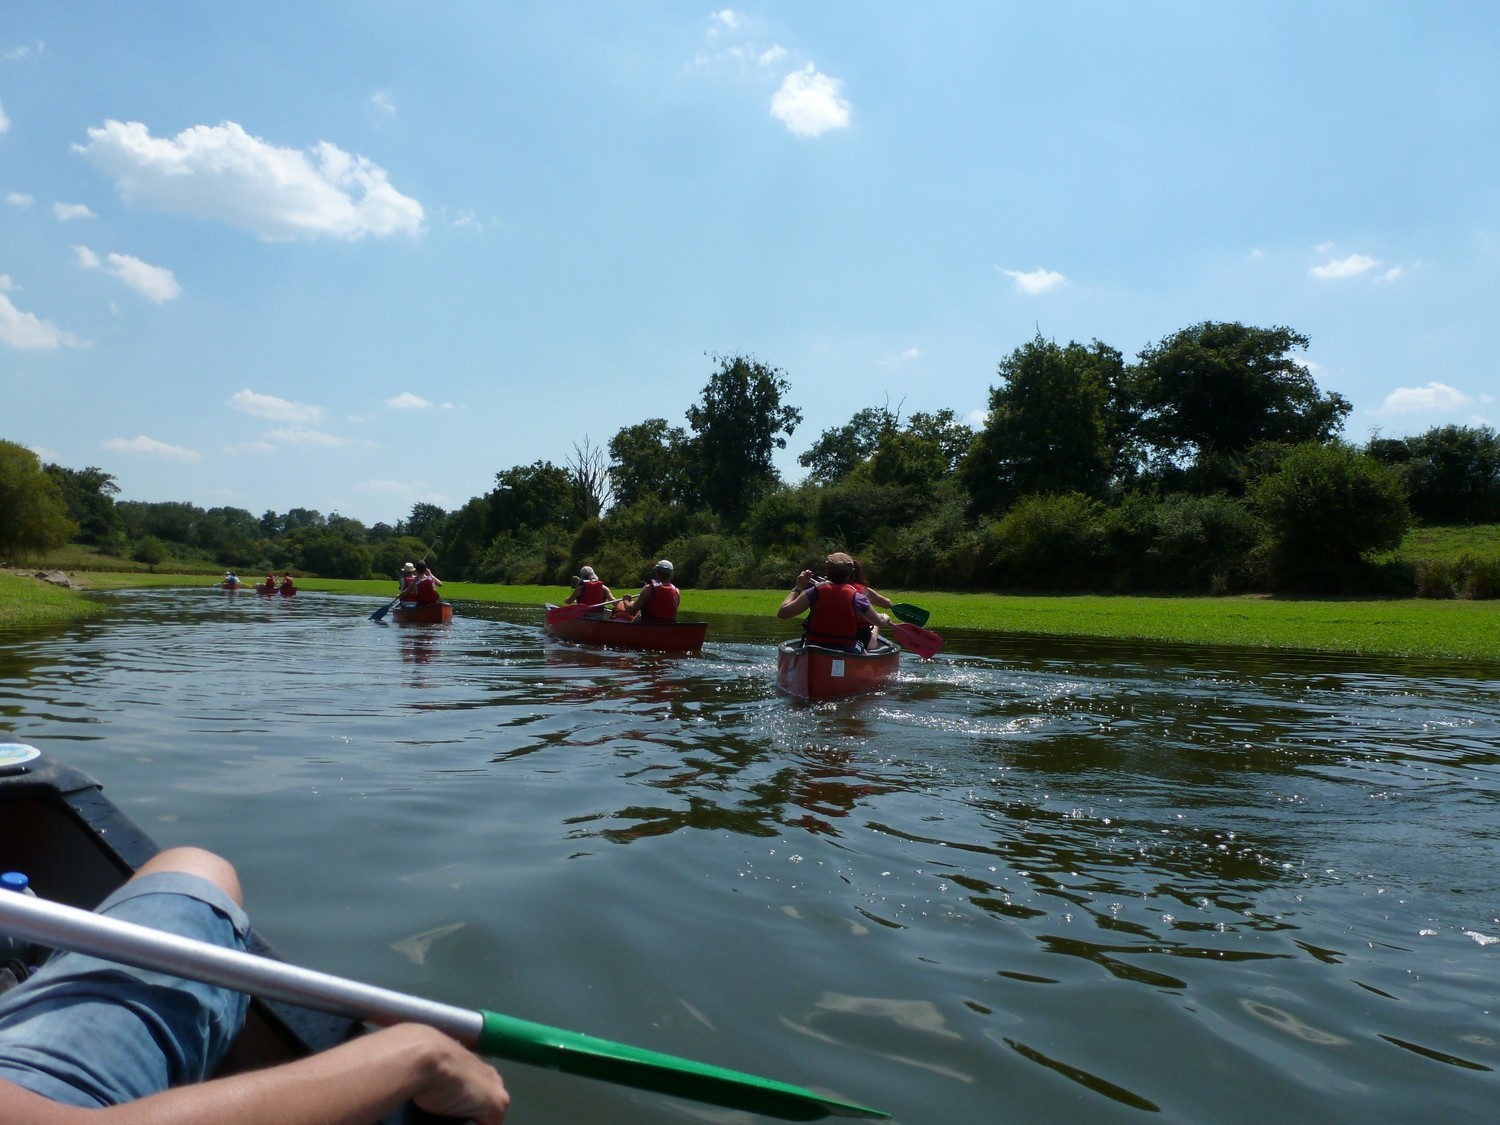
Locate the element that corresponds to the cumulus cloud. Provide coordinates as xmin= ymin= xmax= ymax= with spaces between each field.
xmin=103 ymin=435 xmax=201 ymax=461
xmin=1310 ymin=252 xmax=1379 ymax=280
xmin=771 ymin=64 xmax=851 ymax=136
xmin=0 ymin=99 xmax=8 ymax=133
xmin=712 ymin=9 xmax=742 ymax=32
xmin=74 ymin=245 xmax=180 ymax=302
xmin=371 ymin=92 xmax=395 ymax=116
xmin=53 ymin=202 xmax=95 ymax=222
xmin=1379 ymin=382 xmax=1472 ymax=414
xmin=266 ymin=428 xmax=356 ymax=446
xmin=227 ymin=388 xmax=326 ymax=424
xmin=879 ymin=347 xmax=921 ymax=366
xmin=997 ymin=266 xmax=1068 ymax=295
xmin=386 ymin=391 xmax=431 ymax=409
xmin=223 ymin=440 xmax=277 ymax=455
xmin=1377 ymin=266 xmax=1404 ymax=283
xmin=0 ymin=292 xmax=82 ymax=349
xmin=74 ymin=119 xmax=425 ymax=241
xmin=7 ymin=192 xmax=33 ymax=206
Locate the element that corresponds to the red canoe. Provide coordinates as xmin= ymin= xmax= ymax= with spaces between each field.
xmin=547 ymin=611 xmax=707 ymax=653
xmin=255 ymin=585 xmax=278 ymax=596
xmin=776 ymin=637 xmax=901 ymax=700
xmin=392 ymin=602 xmax=453 ymax=625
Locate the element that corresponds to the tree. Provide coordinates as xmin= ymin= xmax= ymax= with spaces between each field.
xmin=1251 ymin=442 xmax=1410 ymax=589
xmin=1129 ymin=322 xmax=1350 ymax=473
xmin=401 ymin=503 xmax=448 ymax=549
xmin=1374 ymin=425 xmax=1500 ymax=524
xmin=131 ymin=535 xmax=169 ymax=572
xmin=487 ymin=461 xmax=576 ymax=536
xmin=608 ymin=419 xmax=691 ymax=509
xmin=43 ymin=464 xmax=119 ymax=545
xmin=685 ymin=353 xmax=802 ymax=527
xmin=797 ymin=406 xmax=898 ymax=481
xmin=960 ymin=335 xmax=1124 ymax=515
xmin=567 ymin=437 xmax=613 ymax=521
xmin=0 ymin=440 xmax=77 ymax=559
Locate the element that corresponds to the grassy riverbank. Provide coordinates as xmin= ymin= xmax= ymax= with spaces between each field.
xmin=0 ymin=572 xmax=109 ymax=630
xmin=8 ymin=571 xmax=1499 ymax=662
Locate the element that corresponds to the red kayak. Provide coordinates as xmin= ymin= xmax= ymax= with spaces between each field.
xmin=392 ymin=602 xmax=453 ymax=625
xmin=547 ymin=610 xmax=706 ymax=653
xmin=776 ymin=637 xmax=901 ymax=700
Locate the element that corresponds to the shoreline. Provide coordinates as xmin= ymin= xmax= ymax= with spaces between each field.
xmin=5 ymin=571 xmax=1498 ymax=663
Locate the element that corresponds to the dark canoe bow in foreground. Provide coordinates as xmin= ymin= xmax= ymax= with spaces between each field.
xmin=545 ymin=606 xmax=707 ymax=653
xmin=0 ymin=746 xmax=433 ymax=1124
xmin=391 ymin=602 xmax=453 ymax=625
xmin=775 ymin=637 xmax=901 ymax=701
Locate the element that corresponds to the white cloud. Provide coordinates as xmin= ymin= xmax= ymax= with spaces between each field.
xmin=0 ymin=98 xmax=8 ymax=133
xmin=879 ymin=347 xmax=921 ymax=366
xmin=760 ymin=45 xmax=788 ymax=66
xmin=227 ymin=388 xmax=325 ymax=423
xmin=0 ymin=292 xmax=82 ymax=349
xmin=1377 ymin=266 xmax=1404 ymax=283
xmin=74 ymin=245 xmax=180 ymax=302
xmin=1379 ymin=382 xmax=1472 ymax=414
xmin=371 ymin=92 xmax=395 ymax=116
xmin=386 ymin=392 xmax=431 ymax=409
xmin=771 ymin=64 xmax=851 ymax=137
xmin=53 ymin=202 xmax=95 ymax=222
xmin=0 ymin=275 xmax=15 ymax=291
xmin=74 ymin=119 xmax=425 ymax=241
xmin=997 ymin=266 xmax=1068 ymax=295
xmin=27 ymin=444 xmax=59 ymax=463
xmin=965 ymin=409 xmax=989 ymax=427
xmin=6 ymin=192 xmax=32 ymax=207
xmin=1310 ymin=252 xmax=1379 ymax=280
xmin=4 ymin=42 xmax=43 ymax=62
xmin=267 ymin=428 xmax=354 ymax=446
xmin=103 ymin=435 xmax=201 ymax=461
xmin=223 ymin=440 xmax=276 ymax=455
xmin=711 ymin=10 xmax=742 ymax=33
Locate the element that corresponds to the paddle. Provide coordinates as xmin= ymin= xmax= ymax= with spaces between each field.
xmin=891 ymin=621 xmax=943 ymax=660
xmin=368 ymin=595 xmax=403 ymax=623
xmin=0 ymin=892 xmax=886 ymax=1120
xmin=546 ymin=598 xmax=623 ymax=626
xmin=889 ymin=603 xmax=929 ymax=627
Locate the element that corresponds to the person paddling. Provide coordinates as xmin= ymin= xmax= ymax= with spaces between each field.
xmin=412 ymin=561 xmax=443 ymax=607
xmin=778 ymin=552 xmax=889 ymax=654
xmin=617 ymin=561 xmax=680 ymax=623
xmin=563 ymin=566 xmax=613 ymax=616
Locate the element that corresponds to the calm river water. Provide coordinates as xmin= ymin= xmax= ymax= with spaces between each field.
xmin=2 ymin=588 xmax=1500 ymax=1123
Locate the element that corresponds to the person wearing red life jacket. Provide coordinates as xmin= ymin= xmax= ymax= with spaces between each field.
xmin=563 ymin=565 xmax=614 ymax=615
xmin=777 ymin=552 xmax=889 ymax=653
xmin=412 ymin=561 xmax=443 ymax=606
xmin=397 ymin=562 xmax=419 ymax=606
xmin=279 ymin=573 xmax=296 ymax=594
xmin=850 ymin=557 xmax=895 ymax=649
xmin=261 ymin=573 xmax=277 ymax=592
xmin=618 ymin=560 xmax=680 ymax=624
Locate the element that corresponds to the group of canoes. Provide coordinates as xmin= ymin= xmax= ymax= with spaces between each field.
xmin=221 ymin=572 xmax=296 ymax=597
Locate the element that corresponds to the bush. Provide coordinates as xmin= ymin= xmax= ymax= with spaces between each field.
xmin=993 ymin=493 xmax=1102 ymax=591
xmin=1459 ymin=552 xmax=1500 ymax=599
xmin=1414 ymin=558 xmax=1457 ymax=598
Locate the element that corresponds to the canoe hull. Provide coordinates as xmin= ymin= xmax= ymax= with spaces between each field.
xmin=0 ymin=746 xmax=415 ymax=1117
xmin=548 ymin=613 xmax=706 ymax=653
xmin=391 ymin=602 xmax=453 ymax=625
xmin=776 ymin=638 xmax=900 ymax=700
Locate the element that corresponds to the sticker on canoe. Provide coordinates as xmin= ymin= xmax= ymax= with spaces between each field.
xmin=0 ymin=744 xmax=41 ymax=772
xmin=831 ymin=659 xmax=845 ymax=677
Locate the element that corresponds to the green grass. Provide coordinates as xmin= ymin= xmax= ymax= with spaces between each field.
xmin=0 ymin=572 xmax=109 ymax=630
xmin=1396 ymin=523 xmax=1500 ymax=561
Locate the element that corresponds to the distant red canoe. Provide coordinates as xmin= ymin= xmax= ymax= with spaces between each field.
xmin=279 ymin=586 xmax=296 ymax=598
xmin=392 ymin=602 xmax=453 ymax=625
xmin=776 ymin=637 xmax=901 ymax=700
xmin=547 ymin=611 xmax=706 ymax=653
xmin=255 ymin=585 xmax=278 ymax=596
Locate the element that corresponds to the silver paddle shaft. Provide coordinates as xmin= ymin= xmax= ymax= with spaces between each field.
xmin=0 ymin=891 xmax=484 ymax=1045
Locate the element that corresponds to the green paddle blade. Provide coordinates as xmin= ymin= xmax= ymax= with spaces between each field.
xmin=477 ymin=1009 xmax=889 ymax=1120
xmin=890 ymin=603 xmax=929 ymax=627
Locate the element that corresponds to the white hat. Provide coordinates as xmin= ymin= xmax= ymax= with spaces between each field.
xmin=580 ymin=565 xmax=598 ymax=580
xmin=655 ymin=559 xmax=674 ymax=574
xmin=402 ymin=561 xmax=416 ymax=573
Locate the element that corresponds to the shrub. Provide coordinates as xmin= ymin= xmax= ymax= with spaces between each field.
xmin=993 ymin=493 xmax=1103 ymax=591
xmin=1413 ymin=559 xmax=1457 ymax=598
xmin=1459 ymin=552 xmax=1500 ymax=599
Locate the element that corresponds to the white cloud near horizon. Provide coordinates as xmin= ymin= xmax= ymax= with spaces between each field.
xmin=771 ymin=64 xmax=851 ymax=136
xmin=7 ymin=192 xmax=33 ymax=207
xmin=228 ymin=388 xmax=326 ymax=423
xmin=1310 ymin=252 xmax=1379 ymax=280
xmin=997 ymin=266 xmax=1068 ymax=294
xmin=1379 ymin=382 xmax=1472 ymax=414
xmin=74 ymin=245 xmax=181 ymax=302
xmin=0 ymin=292 xmax=82 ymax=349
xmin=53 ymin=201 xmax=95 ymax=222
xmin=386 ymin=391 xmax=431 ymax=409
xmin=74 ymin=119 xmax=425 ymax=241
xmin=103 ymin=435 xmax=201 ymax=461
xmin=266 ymin=428 xmax=358 ymax=447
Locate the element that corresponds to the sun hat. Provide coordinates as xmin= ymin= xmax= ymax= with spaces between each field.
xmin=580 ymin=565 xmax=598 ymax=580
xmin=826 ymin=552 xmax=854 ymax=568
xmin=401 ymin=562 xmax=416 ymax=573
xmin=655 ymin=559 xmax=674 ymax=574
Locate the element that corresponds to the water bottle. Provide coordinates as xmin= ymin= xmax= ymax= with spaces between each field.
xmin=0 ymin=871 xmax=39 ymax=984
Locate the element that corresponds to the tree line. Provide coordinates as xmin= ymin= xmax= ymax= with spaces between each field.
xmin=5 ymin=329 xmax=1500 ymax=597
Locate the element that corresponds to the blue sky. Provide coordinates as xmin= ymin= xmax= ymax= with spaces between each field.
xmin=3 ymin=3 xmax=1496 ymax=526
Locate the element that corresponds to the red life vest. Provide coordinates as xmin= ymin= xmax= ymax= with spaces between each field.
xmin=577 ymin=579 xmax=608 ymax=606
xmin=805 ymin=582 xmax=860 ymax=647
xmin=638 ymin=580 xmax=680 ymax=623
xmin=414 ymin=575 xmax=440 ymax=606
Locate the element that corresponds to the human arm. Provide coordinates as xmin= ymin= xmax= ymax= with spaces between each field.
xmin=777 ymin=570 xmax=817 ymax=619
xmin=0 ymin=1023 xmax=508 ymax=1125
xmin=619 ymin=583 xmax=649 ymax=617
xmin=863 ymin=586 xmax=893 ymax=610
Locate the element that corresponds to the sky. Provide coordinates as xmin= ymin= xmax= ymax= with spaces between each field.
xmin=2 ymin=2 xmax=1497 ymax=527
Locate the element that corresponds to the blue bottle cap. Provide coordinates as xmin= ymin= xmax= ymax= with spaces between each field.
xmin=0 ymin=872 xmax=29 ymax=893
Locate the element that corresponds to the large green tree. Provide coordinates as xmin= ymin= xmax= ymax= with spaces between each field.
xmin=685 ymin=353 xmax=802 ymax=527
xmin=1370 ymin=424 xmax=1500 ymax=524
xmin=608 ymin=419 xmax=691 ymax=509
xmin=960 ymin=336 xmax=1125 ymax=515
xmin=1129 ymin=322 xmax=1350 ymax=472
xmin=43 ymin=464 xmax=119 ymax=545
xmin=797 ymin=406 xmax=898 ymax=481
xmin=487 ymin=461 xmax=576 ymax=536
xmin=0 ymin=440 xmax=77 ymax=559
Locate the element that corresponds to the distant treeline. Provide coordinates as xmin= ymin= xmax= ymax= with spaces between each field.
xmin=5 ymin=330 xmax=1500 ymax=597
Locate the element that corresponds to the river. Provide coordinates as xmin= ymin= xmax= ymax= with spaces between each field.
xmin=2 ymin=588 xmax=1498 ymax=1123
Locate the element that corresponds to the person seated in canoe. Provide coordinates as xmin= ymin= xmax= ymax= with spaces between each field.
xmin=617 ymin=560 xmax=679 ymax=623
xmin=412 ymin=561 xmax=443 ymax=606
xmin=397 ymin=561 xmax=419 ymax=605
xmin=261 ymin=573 xmax=277 ymax=592
xmin=562 ymin=565 xmax=613 ymax=616
xmin=279 ymin=573 xmax=296 ymax=594
xmin=778 ymin=552 xmax=890 ymax=654
xmin=0 ymin=846 xmax=512 ymax=1123
xmin=223 ymin=571 xmax=238 ymax=587
xmin=850 ymin=557 xmax=895 ymax=649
